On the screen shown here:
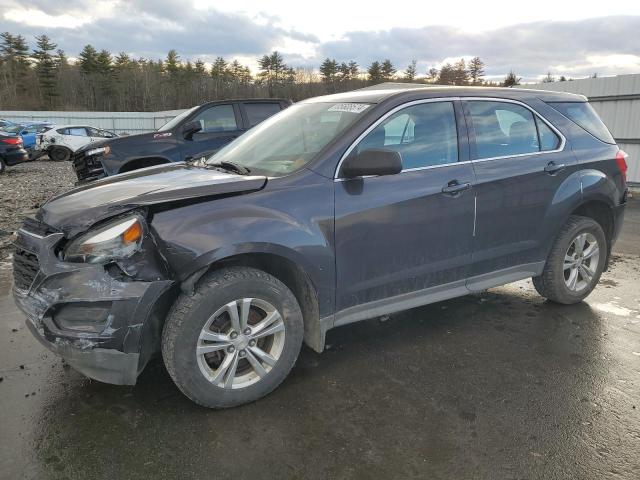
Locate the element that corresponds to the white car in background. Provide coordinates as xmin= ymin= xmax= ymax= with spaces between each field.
xmin=37 ymin=125 xmax=118 ymax=161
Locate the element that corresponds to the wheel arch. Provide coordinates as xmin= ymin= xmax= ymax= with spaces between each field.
xmin=181 ymin=249 xmax=324 ymax=353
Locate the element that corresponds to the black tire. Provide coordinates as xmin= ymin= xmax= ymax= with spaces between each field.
xmin=0 ymin=157 xmax=5 ymax=174
xmin=162 ymin=266 xmax=304 ymax=408
xmin=533 ymin=215 xmax=607 ymax=304
xmin=49 ymin=147 xmax=71 ymax=162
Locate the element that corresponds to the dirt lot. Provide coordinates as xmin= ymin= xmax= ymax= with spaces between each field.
xmin=0 ymin=165 xmax=638 ymax=479
xmin=0 ymin=159 xmax=75 ymax=261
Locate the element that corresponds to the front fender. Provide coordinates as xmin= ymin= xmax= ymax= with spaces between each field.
xmin=150 ymin=175 xmax=336 ymax=317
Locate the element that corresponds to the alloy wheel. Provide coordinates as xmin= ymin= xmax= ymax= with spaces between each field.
xmin=563 ymin=232 xmax=600 ymax=292
xmin=196 ymin=298 xmax=285 ymax=389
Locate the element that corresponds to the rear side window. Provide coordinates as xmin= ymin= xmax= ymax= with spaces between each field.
xmin=244 ymin=103 xmax=282 ymax=127
xmin=467 ymin=101 xmax=561 ymax=159
xmin=548 ymin=102 xmax=615 ymax=144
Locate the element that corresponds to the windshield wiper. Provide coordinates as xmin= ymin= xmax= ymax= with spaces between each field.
xmin=207 ymin=160 xmax=251 ymax=175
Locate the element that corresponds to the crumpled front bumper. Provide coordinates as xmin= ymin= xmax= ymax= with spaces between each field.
xmin=13 ymin=227 xmax=174 ymax=385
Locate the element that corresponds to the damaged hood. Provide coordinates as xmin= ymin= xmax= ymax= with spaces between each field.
xmin=39 ymin=163 xmax=267 ymax=236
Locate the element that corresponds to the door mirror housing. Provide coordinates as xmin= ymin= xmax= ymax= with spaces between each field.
xmin=341 ymin=148 xmax=402 ymax=179
xmin=183 ymin=120 xmax=202 ymax=140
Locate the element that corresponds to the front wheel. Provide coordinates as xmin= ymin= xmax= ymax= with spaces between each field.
xmin=162 ymin=267 xmax=304 ymax=408
xmin=533 ymin=215 xmax=607 ymax=304
xmin=49 ymin=147 xmax=71 ymax=162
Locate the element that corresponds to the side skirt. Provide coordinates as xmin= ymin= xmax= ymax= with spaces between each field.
xmin=328 ymin=261 xmax=545 ymax=331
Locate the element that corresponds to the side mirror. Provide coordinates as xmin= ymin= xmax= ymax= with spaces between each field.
xmin=183 ymin=120 xmax=202 ymax=140
xmin=341 ymin=148 xmax=402 ymax=179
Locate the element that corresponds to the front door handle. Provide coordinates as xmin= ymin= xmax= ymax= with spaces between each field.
xmin=442 ymin=181 xmax=471 ymax=196
xmin=544 ymin=161 xmax=566 ymax=175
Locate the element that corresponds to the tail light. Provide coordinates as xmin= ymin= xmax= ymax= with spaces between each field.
xmin=615 ymin=150 xmax=628 ymax=184
xmin=0 ymin=136 xmax=23 ymax=145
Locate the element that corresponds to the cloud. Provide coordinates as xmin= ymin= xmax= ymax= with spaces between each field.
xmin=0 ymin=2 xmax=638 ymax=79
xmin=318 ymin=16 xmax=640 ymax=79
xmin=0 ymin=0 xmax=317 ymax=61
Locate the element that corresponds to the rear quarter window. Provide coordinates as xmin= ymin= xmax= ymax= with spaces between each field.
xmin=548 ymin=102 xmax=615 ymax=144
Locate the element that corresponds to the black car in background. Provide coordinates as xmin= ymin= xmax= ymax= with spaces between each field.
xmin=72 ymin=98 xmax=291 ymax=182
xmin=0 ymin=132 xmax=29 ymax=174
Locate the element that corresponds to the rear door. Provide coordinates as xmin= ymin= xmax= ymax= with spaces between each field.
xmin=334 ymin=99 xmax=476 ymax=320
xmin=182 ymin=103 xmax=243 ymax=160
xmin=462 ymin=98 xmax=576 ymax=288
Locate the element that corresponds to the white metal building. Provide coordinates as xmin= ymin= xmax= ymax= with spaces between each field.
xmin=522 ymin=74 xmax=640 ymax=184
xmin=0 ymin=109 xmax=185 ymax=135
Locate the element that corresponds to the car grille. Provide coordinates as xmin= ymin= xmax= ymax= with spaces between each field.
xmin=13 ymin=248 xmax=40 ymax=291
xmin=21 ymin=217 xmax=59 ymax=237
xmin=73 ymin=150 xmax=106 ymax=182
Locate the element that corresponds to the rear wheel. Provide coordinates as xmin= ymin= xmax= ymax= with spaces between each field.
xmin=533 ymin=215 xmax=606 ymax=304
xmin=0 ymin=158 xmax=5 ymax=174
xmin=162 ymin=267 xmax=304 ymax=408
xmin=49 ymin=147 xmax=71 ymax=162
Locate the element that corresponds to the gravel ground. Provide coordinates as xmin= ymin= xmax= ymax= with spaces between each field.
xmin=0 ymin=159 xmax=75 ymax=261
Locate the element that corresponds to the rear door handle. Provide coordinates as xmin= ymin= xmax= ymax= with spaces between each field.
xmin=544 ymin=161 xmax=566 ymax=175
xmin=442 ymin=181 xmax=471 ymax=196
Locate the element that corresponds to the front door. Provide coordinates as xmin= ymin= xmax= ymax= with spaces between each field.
xmin=462 ymin=99 xmax=576 ymax=288
xmin=182 ymin=103 xmax=243 ymax=160
xmin=334 ymin=100 xmax=476 ymax=323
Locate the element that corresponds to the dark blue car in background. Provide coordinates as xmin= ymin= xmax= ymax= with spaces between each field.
xmin=13 ymin=85 xmax=628 ymax=408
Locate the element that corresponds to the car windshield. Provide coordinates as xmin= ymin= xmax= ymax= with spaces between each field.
xmin=206 ymin=102 xmax=371 ymax=176
xmin=157 ymin=106 xmax=198 ymax=132
xmin=4 ymin=124 xmax=24 ymax=134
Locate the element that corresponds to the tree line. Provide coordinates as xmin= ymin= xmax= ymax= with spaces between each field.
xmin=0 ymin=31 xmax=552 ymax=112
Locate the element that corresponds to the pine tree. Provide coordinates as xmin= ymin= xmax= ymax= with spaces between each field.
xmin=165 ymin=49 xmax=181 ymax=76
xmin=438 ymin=63 xmax=455 ymax=85
xmin=367 ymin=61 xmax=382 ymax=83
xmin=210 ymin=57 xmax=228 ymax=79
xmin=32 ymin=34 xmax=58 ymax=107
xmin=404 ymin=60 xmax=417 ymax=81
xmin=502 ymin=70 xmax=521 ymax=87
xmin=348 ymin=60 xmax=359 ymax=78
xmin=319 ymin=58 xmax=337 ymax=81
xmin=78 ymin=45 xmax=98 ymax=74
xmin=468 ymin=57 xmax=485 ymax=85
xmin=194 ymin=59 xmax=206 ymax=75
xmin=452 ymin=58 xmax=468 ymax=85
xmin=380 ymin=59 xmax=396 ymax=81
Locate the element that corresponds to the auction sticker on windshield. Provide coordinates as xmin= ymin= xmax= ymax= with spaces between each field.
xmin=328 ymin=103 xmax=370 ymax=113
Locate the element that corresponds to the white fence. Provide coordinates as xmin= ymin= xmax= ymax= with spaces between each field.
xmin=522 ymin=74 xmax=640 ymax=184
xmin=0 ymin=109 xmax=186 ymax=135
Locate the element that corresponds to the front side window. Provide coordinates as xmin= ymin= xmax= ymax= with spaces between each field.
xmin=208 ymin=102 xmax=370 ymax=176
xmin=467 ymin=101 xmax=561 ymax=159
xmin=355 ymin=101 xmax=458 ymax=169
xmin=193 ymin=105 xmax=237 ymax=133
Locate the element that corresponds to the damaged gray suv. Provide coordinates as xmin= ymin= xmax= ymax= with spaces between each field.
xmin=13 ymin=86 xmax=628 ymax=408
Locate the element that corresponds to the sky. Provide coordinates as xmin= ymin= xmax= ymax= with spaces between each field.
xmin=1 ymin=0 xmax=639 ymax=81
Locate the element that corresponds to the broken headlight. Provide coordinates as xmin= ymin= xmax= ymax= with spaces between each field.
xmin=64 ymin=215 xmax=144 ymax=264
